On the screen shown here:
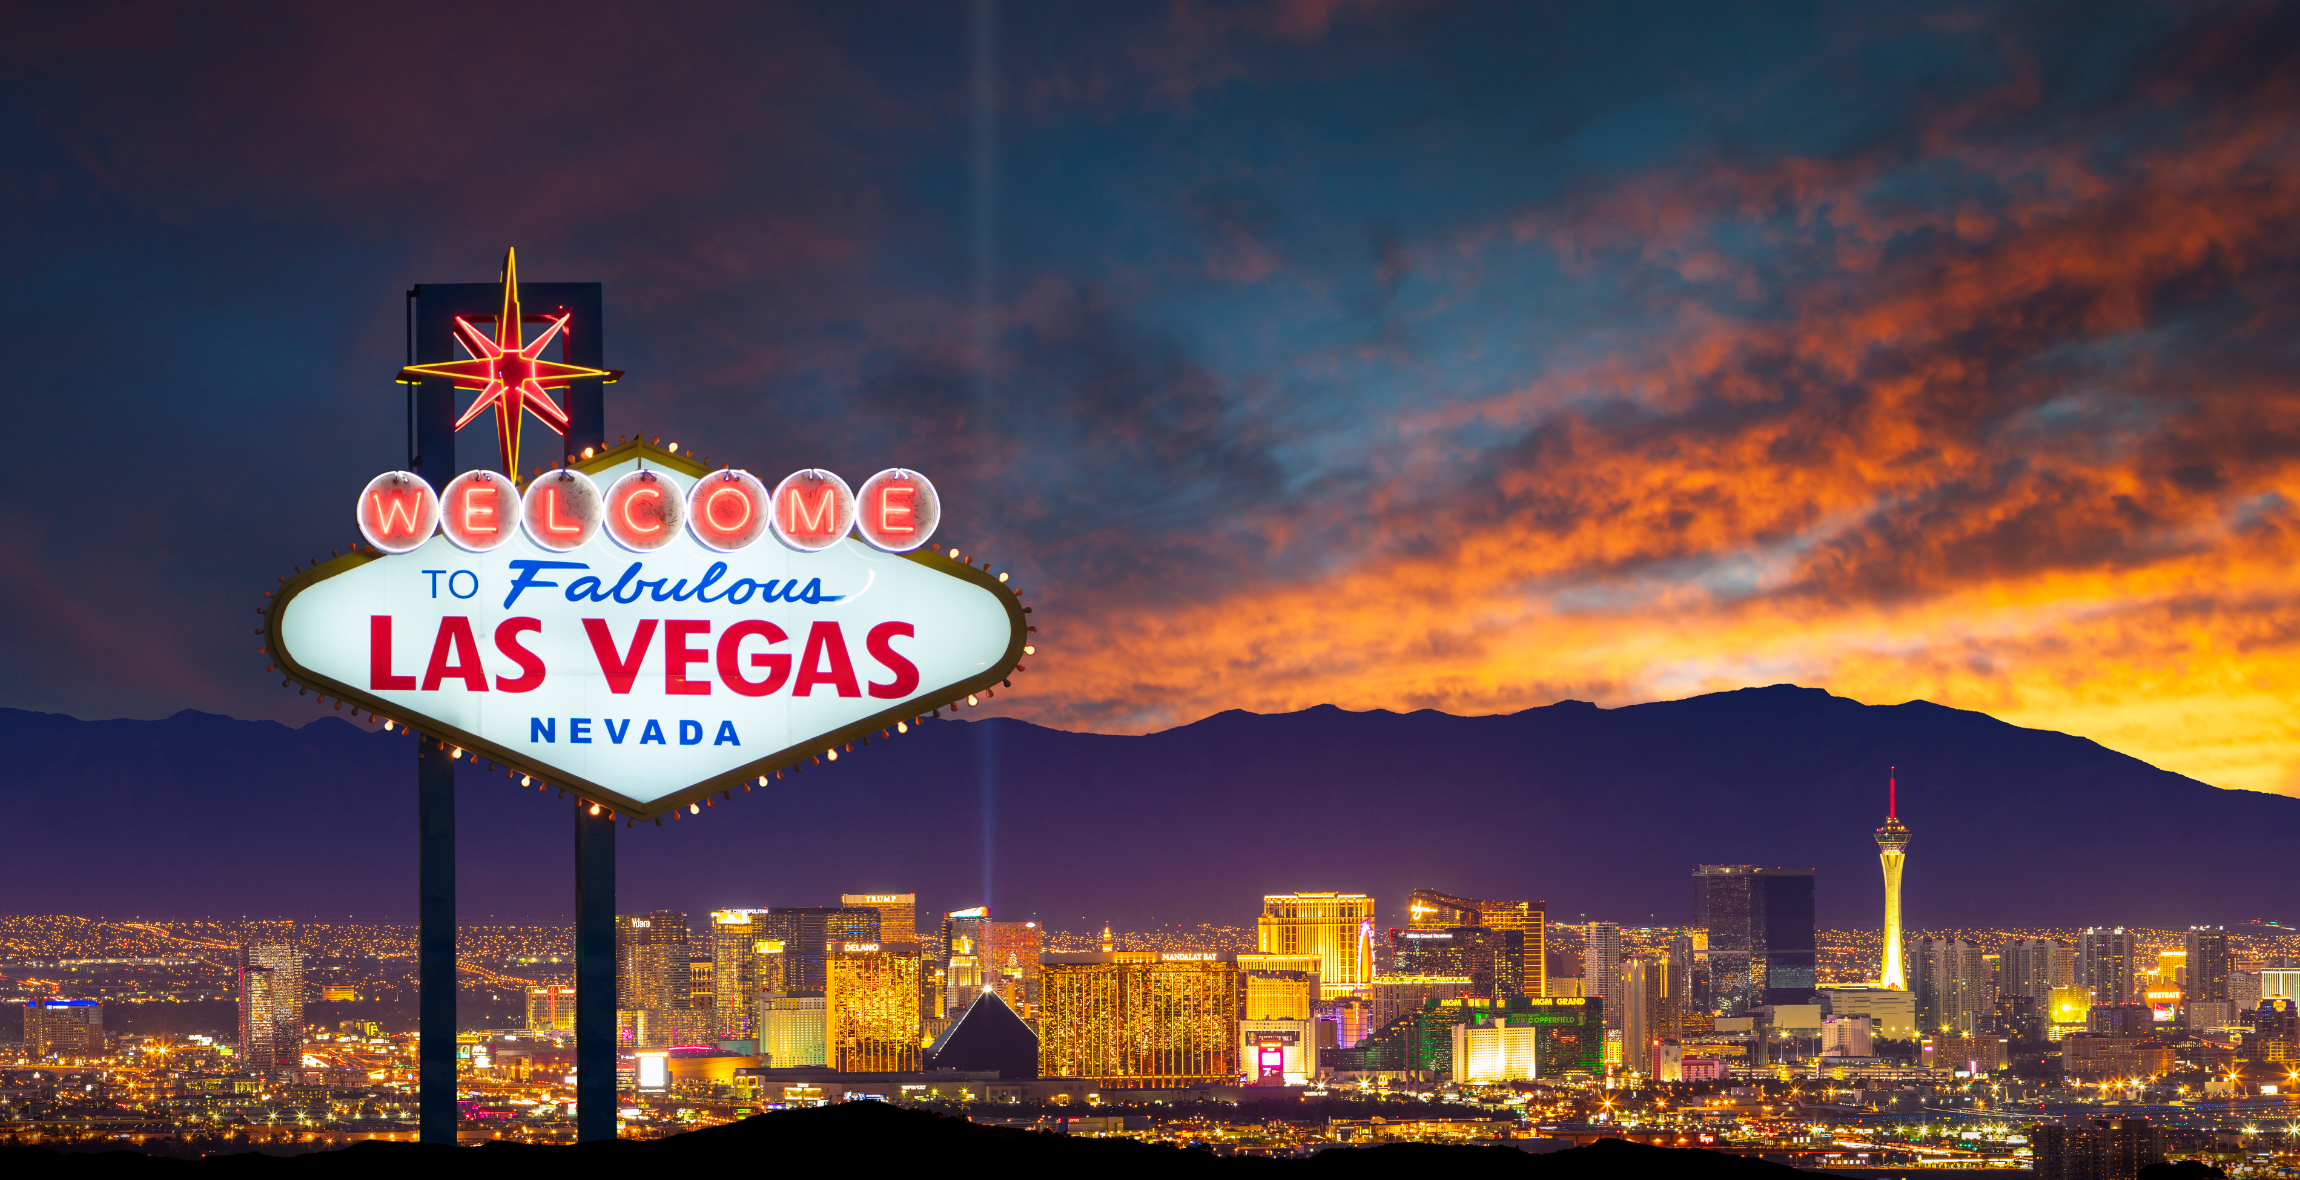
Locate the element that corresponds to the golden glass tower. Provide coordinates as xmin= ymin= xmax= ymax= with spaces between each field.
xmin=1875 ymin=771 xmax=1911 ymax=991
xmin=1038 ymin=952 xmax=1242 ymax=1086
xmin=1258 ymin=892 xmax=1374 ymax=999
xmin=825 ymin=941 xmax=923 ymax=1073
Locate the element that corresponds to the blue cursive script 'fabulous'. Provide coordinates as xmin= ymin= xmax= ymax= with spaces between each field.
xmin=502 ymin=560 xmax=847 ymax=610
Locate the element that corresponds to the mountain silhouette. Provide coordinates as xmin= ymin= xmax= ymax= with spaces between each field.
xmin=1 ymin=685 xmax=2289 ymax=930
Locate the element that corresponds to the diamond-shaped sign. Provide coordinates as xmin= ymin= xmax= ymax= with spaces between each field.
xmin=264 ymin=441 xmax=1028 ymax=821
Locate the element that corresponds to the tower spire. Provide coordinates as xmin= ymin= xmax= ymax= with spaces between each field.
xmin=1874 ymin=766 xmax=1911 ymax=991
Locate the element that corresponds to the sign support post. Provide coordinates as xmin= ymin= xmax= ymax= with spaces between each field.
xmin=409 ymin=289 xmax=459 ymax=1145
xmin=574 ymin=805 xmax=615 ymax=1141
xmin=407 ymin=271 xmax=608 ymax=1143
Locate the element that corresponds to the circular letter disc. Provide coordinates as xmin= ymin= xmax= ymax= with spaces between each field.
xmin=357 ymin=471 xmax=440 ymax=554
xmin=854 ymin=469 xmax=941 ymax=553
xmin=688 ymin=469 xmax=772 ymax=552
xmin=603 ymin=470 xmax=688 ymax=552
xmin=439 ymin=470 xmax=521 ymax=553
xmin=521 ymin=469 xmax=604 ymax=552
xmin=769 ymin=469 xmax=856 ymax=552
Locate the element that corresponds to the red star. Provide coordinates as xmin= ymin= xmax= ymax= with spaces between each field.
xmin=399 ymin=248 xmax=619 ymax=480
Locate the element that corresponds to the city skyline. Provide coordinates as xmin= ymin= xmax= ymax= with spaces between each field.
xmin=5 ymin=0 xmax=2300 ymax=1166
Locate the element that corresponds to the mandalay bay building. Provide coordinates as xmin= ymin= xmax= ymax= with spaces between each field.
xmin=1038 ymin=952 xmax=1243 ymax=1087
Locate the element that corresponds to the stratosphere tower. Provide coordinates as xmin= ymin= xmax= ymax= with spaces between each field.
xmin=1875 ymin=769 xmax=1911 ymax=989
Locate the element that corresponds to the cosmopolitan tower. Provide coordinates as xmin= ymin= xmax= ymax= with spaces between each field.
xmin=1874 ymin=770 xmax=1911 ymax=990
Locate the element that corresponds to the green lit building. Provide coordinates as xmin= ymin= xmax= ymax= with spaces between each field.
xmin=1327 ymin=995 xmax=1603 ymax=1078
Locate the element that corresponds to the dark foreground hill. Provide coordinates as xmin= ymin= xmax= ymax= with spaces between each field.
xmin=2 ymin=684 xmax=2293 ymax=927
xmin=0 ymin=1102 xmax=1798 ymax=1177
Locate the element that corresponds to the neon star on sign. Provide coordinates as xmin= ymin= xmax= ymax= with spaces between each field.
xmin=398 ymin=248 xmax=620 ymax=479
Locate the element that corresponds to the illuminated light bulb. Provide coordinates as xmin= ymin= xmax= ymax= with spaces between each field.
xmin=689 ymin=803 xmax=700 ymax=814
xmin=451 ymin=747 xmax=463 ymax=759
xmin=967 ymin=694 xmax=979 ymax=706
xmin=382 ymin=720 xmax=393 ymax=731
xmin=948 ymin=547 xmax=959 ymax=558
xmin=521 ymin=775 xmax=531 ymax=786
xmin=997 ymin=572 xmax=1008 ymax=582
xmin=827 ymin=749 xmax=838 ymax=762
xmin=588 ymin=803 xmax=600 ymax=816
xmin=667 ymin=442 xmax=678 ymax=452
xmin=581 ymin=446 xmax=595 ymax=460
xmin=896 ymin=722 xmax=908 ymax=734
xmin=1023 ymin=646 xmax=1035 ymax=655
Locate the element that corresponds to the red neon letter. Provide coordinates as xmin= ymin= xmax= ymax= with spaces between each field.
xmin=370 ymin=490 xmax=425 ymax=537
xmin=663 ymin=620 xmax=711 ymax=695
xmin=623 ymin=487 xmax=663 ymax=535
xmin=787 ymin=487 xmax=838 ymax=534
xmin=461 ymin=484 xmax=499 ymax=535
xmin=494 ymin=618 xmax=546 ymax=693
xmin=877 ymin=485 xmax=916 ymax=534
xmin=420 ymin=617 xmax=490 ymax=692
xmin=716 ymin=621 xmax=790 ymax=697
xmin=705 ymin=486 xmax=751 ymax=531
xmin=792 ymin=621 xmax=861 ymax=697
xmin=370 ymin=616 xmax=416 ymax=689
xmin=543 ymin=488 xmax=584 ymax=535
xmin=865 ymin=621 xmax=919 ymax=698
xmin=582 ymin=619 xmax=657 ymax=694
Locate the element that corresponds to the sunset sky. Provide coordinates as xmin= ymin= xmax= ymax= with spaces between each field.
xmin=6 ymin=3 xmax=2299 ymax=795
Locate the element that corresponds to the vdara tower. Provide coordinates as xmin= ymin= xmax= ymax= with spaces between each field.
xmin=1874 ymin=770 xmax=1911 ymax=990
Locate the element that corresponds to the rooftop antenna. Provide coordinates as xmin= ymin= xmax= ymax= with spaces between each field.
xmin=1889 ymin=766 xmax=1897 ymax=819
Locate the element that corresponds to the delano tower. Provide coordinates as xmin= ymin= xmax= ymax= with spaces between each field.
xmin=1874 ymin=770 xmax=1911 ymax=990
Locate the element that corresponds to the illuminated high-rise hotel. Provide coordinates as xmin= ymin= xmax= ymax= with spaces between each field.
xmin=237 ymin=944 xmax=303 ymax=1076
xmin=1258 ymin=893 xmax=1374 ymax=999
xmin=1875 ymin=771 xmax=1911 ymax=991
xmin=1038 ymin=951 xmax=1242 ymax=1086
xmin=1406 ymin=889 xmax=1547 ymax=999
xmin=825 ymin=941 xmax=923 ymax=1073
xmin=841 ymin=894 xmax=917 ymax=944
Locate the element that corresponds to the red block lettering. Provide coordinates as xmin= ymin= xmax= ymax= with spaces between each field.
xmin=421 ymin=617 xmax=489 ymax=692
xmin=583 ymin=619 xmax=657 ymax=695
xmin=793 ymin=621 xmax=860 ymax=697
xmin=664 ymin=620 xmax=712 ymax=695
xmin=866 ymin=621 xmax=919 ymax=699
xmin=494 ymin=618 xmax=546 ymax=693
xmin=370 ymin=616 xmax=416 ymax=690
xmin=717 ymin=621 xmax=791 ymax=697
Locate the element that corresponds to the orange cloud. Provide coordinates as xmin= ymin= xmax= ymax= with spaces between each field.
xmin=995 ymin=22 xmax=2300 ymax=797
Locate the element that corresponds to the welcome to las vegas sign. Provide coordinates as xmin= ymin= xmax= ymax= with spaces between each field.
xmin=262 ymin=438 xmax=1032 ymax=822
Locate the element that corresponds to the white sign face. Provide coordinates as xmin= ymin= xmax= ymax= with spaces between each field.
xmin=273 ymin=460 xmax=1022 ymax=818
